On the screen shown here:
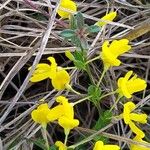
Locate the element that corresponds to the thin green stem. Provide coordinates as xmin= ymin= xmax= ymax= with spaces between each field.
xmin=73 ymin=96 xmax=92 ymax=106
xmin=109 ymin=95 xmax=122 ymax=112
xmin=64 ymin=130 xmax=70 ymax=146
xmin=100 ymin=90 xmax=118 ymax=99
xmin=63 ymin=67 xmax=76 ymax=70
xmin=86 ymin=56 xmax=100 ymax=64
xmin=41 ymin=127 xmax=49 ymax=150
xmin=97 ymin=68 xmax=107 ymax=87
xmin=86 ymin=64 xmax=95 ymax=84
xmin=66 ymin=84 xmax=81 ymax=95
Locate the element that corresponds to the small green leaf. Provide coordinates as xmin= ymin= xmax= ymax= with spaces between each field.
xmin=80 ymin=37 xmax=89 ymax=50
xmin=74 ymin=60 xmax=86 ymax=70
xmin=88 ymin=85 xmax=101 ymax=104
xmin=60 ymin=29 xmax=76 ymax=38
xmin=93 ymin=110 xmax=112 ymax=130
xmin=49 ymin=145 xmax=58 ymax=150
xmin=76 ymin=12 xmax=84 ymax=29
xmin=70 ymin=14 xmax=77 ymax=30
xmin=87 ymin=25 xmax=101 ymax=33
xmin=30 ymin=138 xmax=46 ymax=150
xmin=73 ymin=51 xmax=85 ymax=62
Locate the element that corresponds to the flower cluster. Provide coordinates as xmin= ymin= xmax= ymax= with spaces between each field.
xmin=29 ymin=57 xmax=70 ymax=91
xmin=31 ymin=96 xmax=79 ymax=132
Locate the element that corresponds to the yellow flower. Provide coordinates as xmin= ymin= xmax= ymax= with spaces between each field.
xmin=31 ymin=103 xmax=51 ymax=128
xmin=123 ymin=102 xmax=147 ymax=138
xmin=130 ymin=136 xmax=150 ymax=150
xmin=29 ymin=57 xmax=57 ymax=82
xmin=93 ymin=141 xmax=120 ymax=150
xmin=101 ymin=39 xmax=131 ymax=69
xmin=57 ymin=0 xmax=77 ymax=19
xmin=95 ymin=11 xmax=117 ymax=27
xmin=117 ymin=71 xmax=147 ymax=98
xmin=55 ymin=141 xmax=67 ymax=150
xmin=56 ymin=96 xmax=79 ymax=134
xmin=51 ymin=68 xmax=70 ymax=90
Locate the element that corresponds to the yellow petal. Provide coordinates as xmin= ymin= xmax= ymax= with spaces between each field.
xmin=109 ymin=39 xmax=131 ymax=57
xmin=123 ymin=102 xmax=136 ymax=124
xmin=130 ymin=113 xmax=147 ymax=124
xmin=96 ymin=11 xmax=117 ymax=27
xmin=58 ymin=117 xmax=79 ymax=134
xmin=104 ymin=145 xmax=120 ymax=150
xmin=47 ymin=105 xmax=63 ymax=122
xmin=57 ymin=0 xmax=77 ymax=19
xmin=51 ymin=69 xmax=70 ymax=90
xmin=29 ymin=64 xmax=51 ymax=82
xmin=31 ymin=103 xmax=51 ymax=126
xmin=56 ymin=96 xmax=74 ymax=119
xmin=130 ymin=136 xmax=150 ymax=150
xmin=101 ymin=40 xmax=121 ymax=67
xmin=129 ymin=121 xmax=145 ymax=138
xmin=127 ymin=78 xmax=147 ymax=95
xmin=55 ymin=141 xmax=67 ymax=150
xmin=93 ymin=141 xmax=104 ymax=150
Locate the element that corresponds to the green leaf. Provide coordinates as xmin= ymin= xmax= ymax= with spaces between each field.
xmin=70 ymin=36 xmax=81 ymax=47
xmin=70 ymin=14 xmax=77 ymax=30
xmin=49 ymin=145 xmax=58 ymax=150
xmin=60 ymin=29 xmax=76 ymax=38
xmin=93 ymin=110 xmax=112 ymax=130
xmin=76 ymin=12 xmax=84 ymax=29
xmin=80 ymin=37 xmax=89 ymax=50
xmin=73 ymin=51 xmax=85 ymax=62
xmin=93 ymin=135 xmax=108 ymax=143
xmin=74 ymin=60 xmax=86 ymax=70
xmin=88 ymin=85 xmax=101 ymax=105
xmin=30 ymin=138 xmax=46 ymax=150
xmin=87 ymin=25 xmax=101 ymax=33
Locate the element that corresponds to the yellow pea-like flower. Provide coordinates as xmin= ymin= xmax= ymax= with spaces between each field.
xmin=58 ymin=116 xmax=79 ymax=135
xmin=93 ymin=141 xmax=120 ymax=150
xmin=51 ymin=68 xmax=70 ymax=90
xmin=57 ymin=0 xmax=77 ymax=19
xmin=55 ymin=141 xmax=67 ymax=150
xmin=130 ymin=136 xmax=150 ymax=150
xmin=101 ymin=39 xmax=131 ymax=69
xmin=55 ymin=96 xmax=79 ymax=134
xmin=117 ymin=71 xmax=147 ymax=98
xmin=31 ymin=103 xmax=51 ymax=128
xmin=29 ymin=57 xmax=57 ymax=82
xmin=123 ymin=102 xmax=147 ymax=138
xmin=95 ymin=11 xmax=117 ymax=27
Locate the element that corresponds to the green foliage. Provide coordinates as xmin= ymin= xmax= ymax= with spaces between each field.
xmin=76 ymin=12 xmax=84 ymax=29
xmin=94 ymin=110 xmax=112 ymax=130
xmin=29 ymin=138 xmax=46 ymax=150
xmin=93 ymin=110 xmax=112 ymax=143
xmin=49 ymin=145 xmax=58 ymax=150
xmin=88 ymin=85 xmax=101 ymax=105
xmin=73 ymin=51 xmax=86 ymax=70
xmin=60 ymin=12 xmax=100 ymax=51
xmin=86 ymin=25 xmax=100 ymax=33
xmin=60 ymin=29 xmax=76 ymax=38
